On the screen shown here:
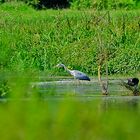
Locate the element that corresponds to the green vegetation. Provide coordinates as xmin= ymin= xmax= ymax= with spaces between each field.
xmin=0 ymin=2 xmax=140 ymax=76
xmin=70 ymin=0 xmax=140 ymax=10
xmin=0 ymin=2 xmax=140 ymax=139
xmin=1 ymin=96 xmax=140 ymax=140
xmin=2 ymin=0 xmax=140 ymax=9
xmin=0 ymin=74 xmax=140 ymax=140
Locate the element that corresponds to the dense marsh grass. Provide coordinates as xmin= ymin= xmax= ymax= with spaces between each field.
xmin=0 ymin=2 xmax=140 ymax=76
xmin=70 ymin=0 xmax=140 ymax=10
xmin=3 ymin=0 xmax=140 ymax=10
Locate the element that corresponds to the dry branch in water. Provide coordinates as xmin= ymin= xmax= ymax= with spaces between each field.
xmin=98 ymin=65 xmax=109 ymax=95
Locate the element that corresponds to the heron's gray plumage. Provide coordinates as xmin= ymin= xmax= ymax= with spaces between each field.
xmin=69 ymin=70 xmax=90 ymax=81
xmin=56 ymin=64 xmax=90 ymax=81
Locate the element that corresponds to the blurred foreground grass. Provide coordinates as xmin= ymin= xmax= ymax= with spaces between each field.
xmin=1 ymin=94 xmax=140 ymax=140
xmin=0 ymin=73 xmax=140 ymax=140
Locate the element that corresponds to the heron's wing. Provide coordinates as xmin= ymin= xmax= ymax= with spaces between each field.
xmin=69 ymin=70 xmax=90 ymax=80
xmin=70 ymin=70 xmax=85 ymax=76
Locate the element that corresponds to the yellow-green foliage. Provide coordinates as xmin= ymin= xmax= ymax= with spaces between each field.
xmin=71 ymin=0 xmax=139 ymax=10
xmin=0 ymin=2 xmax=140 ymax=75
xmin=2 ymin=0 xmax=139 ymax=9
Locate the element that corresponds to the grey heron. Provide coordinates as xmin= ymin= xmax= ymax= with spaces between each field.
xmin=56 ymin=64 xmax=90 ymax=81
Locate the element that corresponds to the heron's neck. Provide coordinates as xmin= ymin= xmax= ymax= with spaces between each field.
xmin=63 ymin=65 xmax=71 ymax=73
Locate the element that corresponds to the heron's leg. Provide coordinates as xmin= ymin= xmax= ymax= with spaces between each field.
xmin=77 ymin=79 xmax=81 ymax=85
xmin=74 ymin=78 xmax=80 ymax=85
xmin=75 ymin=79 xmax=79 ymax=85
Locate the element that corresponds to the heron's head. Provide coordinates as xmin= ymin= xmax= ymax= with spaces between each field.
xmin=56 ymin=63 xmax=65 ymax=68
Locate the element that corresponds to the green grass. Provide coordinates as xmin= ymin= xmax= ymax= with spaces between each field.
xmin=0 ymin=2 xmax=140 ymax=75
xmin=1 ymin=2 xmax=140 ymax=140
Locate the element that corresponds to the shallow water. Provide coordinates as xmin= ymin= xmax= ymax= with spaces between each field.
xmin=0 ymin=76 xmax=140 ymax=110
xmin=33 ymin=78 xmax=129 ymax=96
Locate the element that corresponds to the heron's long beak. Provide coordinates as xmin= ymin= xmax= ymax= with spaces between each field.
xmin=55 ymin=64 xmax=60 ymax=68
xmin=54 ymin=65 xmax=58 ymax=68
